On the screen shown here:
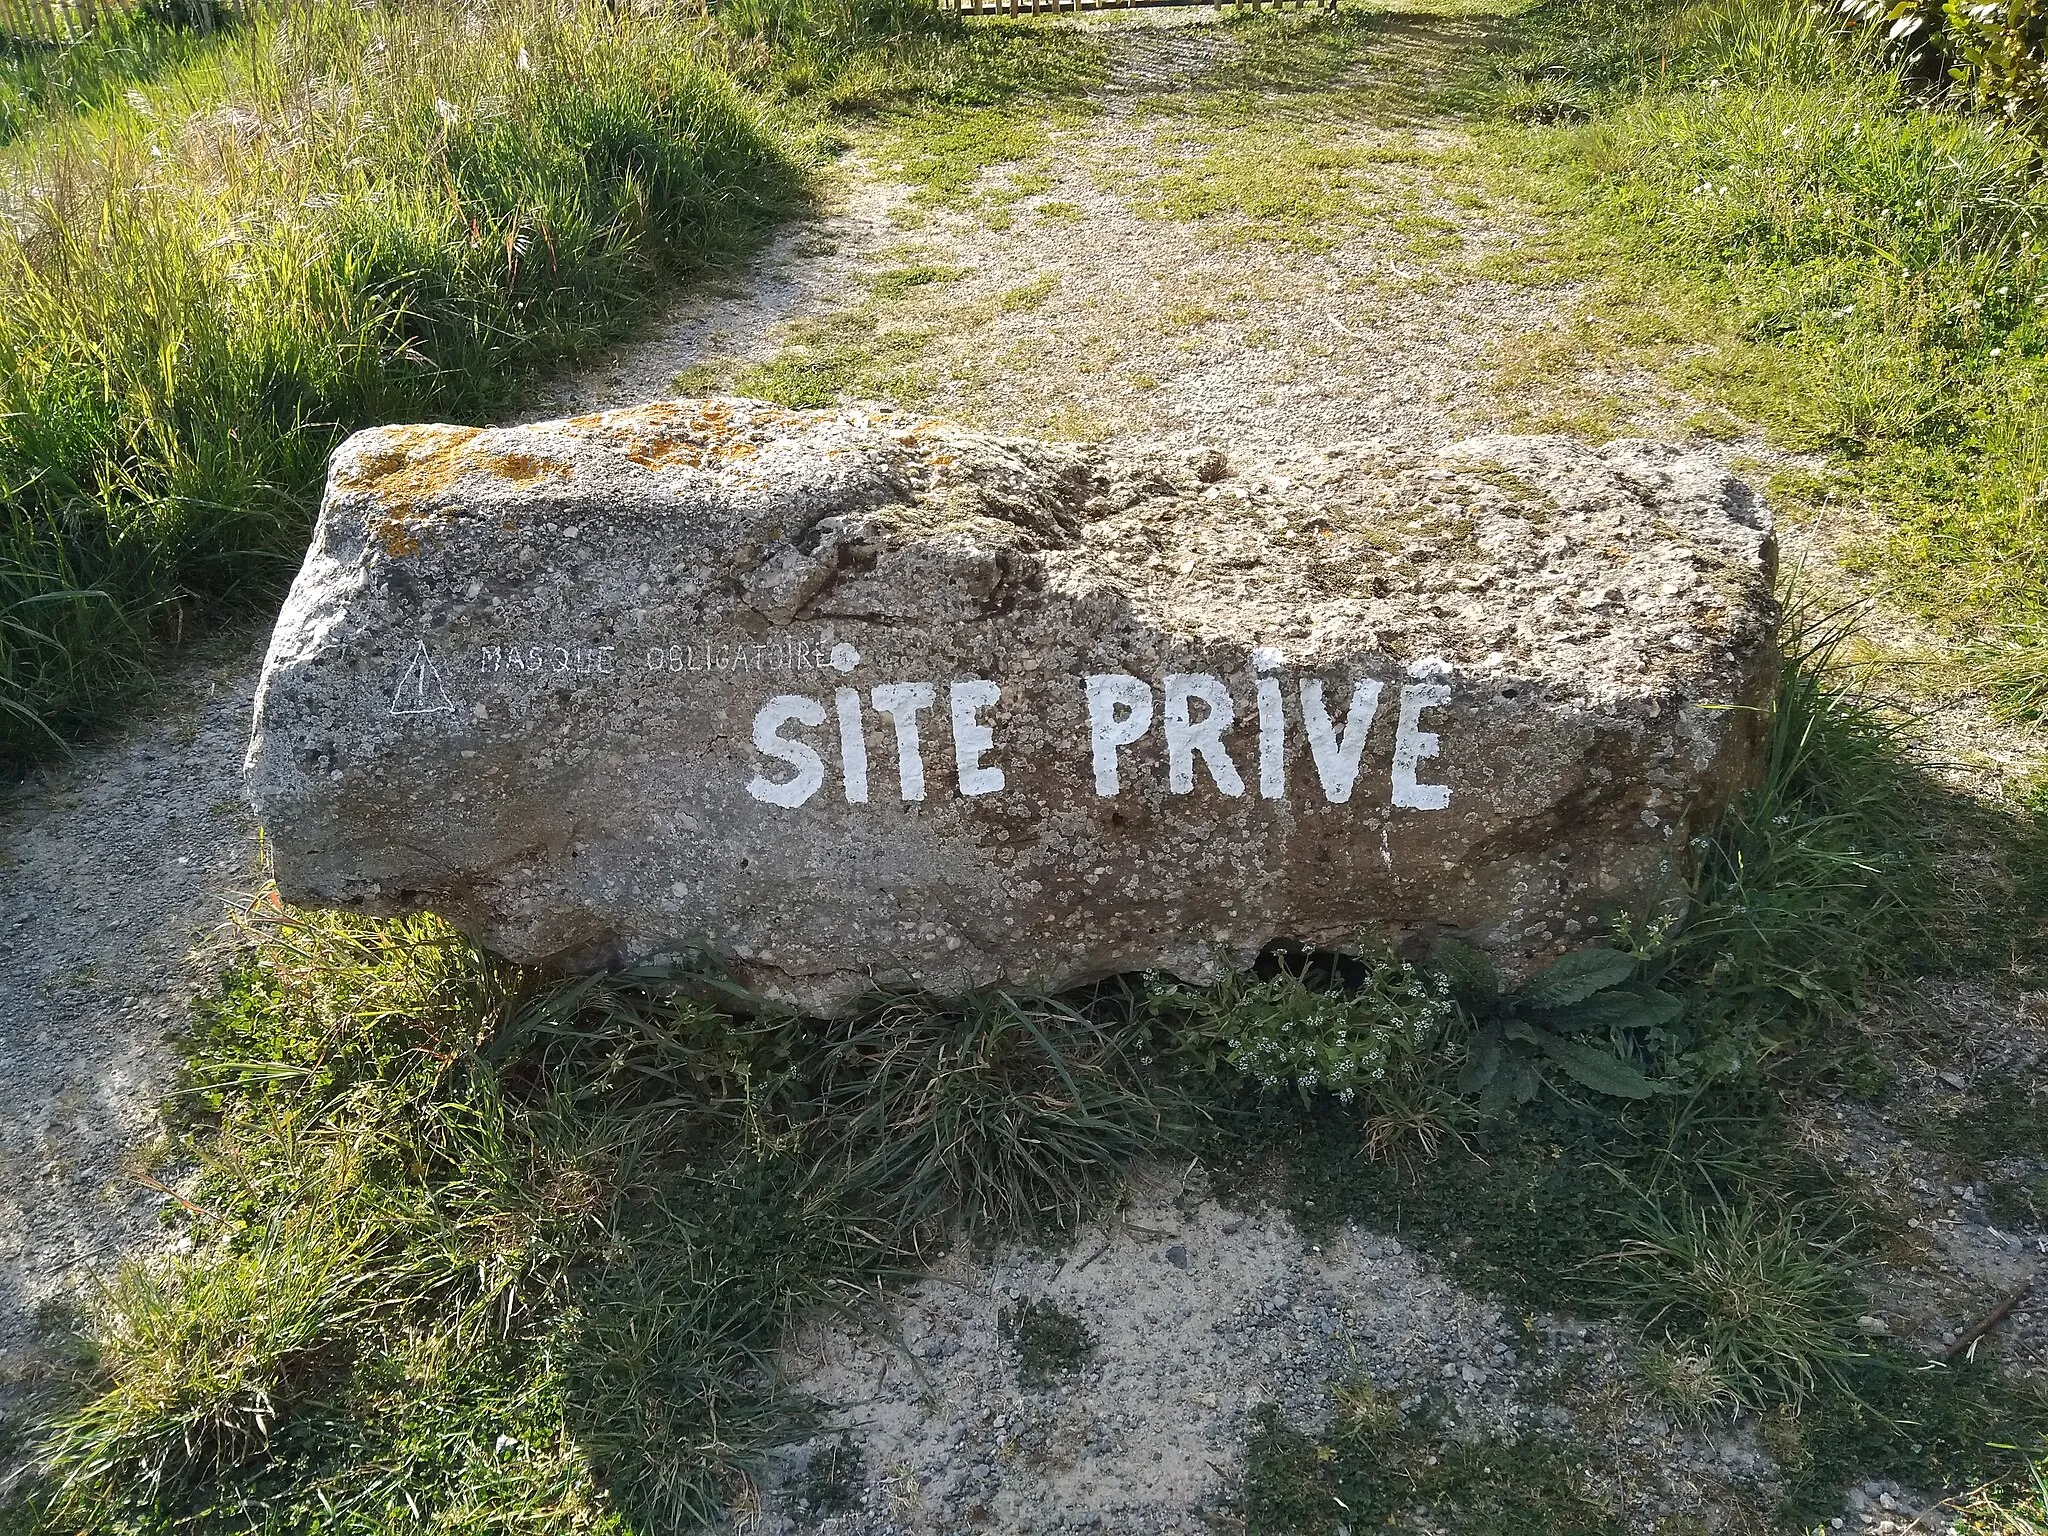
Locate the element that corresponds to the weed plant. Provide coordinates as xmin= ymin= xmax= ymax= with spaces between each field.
xmin=998 ymin=1297 xmax=1096 ymax=1386
xmin=1834 ymin=0 xmax=2048 ymax=123
xmin=1146 ymin=948 xmax=1457 ymax=1104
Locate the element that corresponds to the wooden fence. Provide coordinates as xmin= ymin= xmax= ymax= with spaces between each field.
xmin=2 ymin=0 xmax=111 ymax=41
xmin=0 ymin=0 xmax=197 ymax=43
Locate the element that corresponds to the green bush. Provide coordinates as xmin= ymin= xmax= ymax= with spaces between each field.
xmin=1838 ymin=0 xmax=2048 ymax=121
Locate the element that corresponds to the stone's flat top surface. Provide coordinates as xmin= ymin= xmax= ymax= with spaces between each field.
xmin=317 ymin=400 xmax=1772 ymax=697
xmin=247 ymin=399 xmax=1777 ymax=1007
xmin=1051 ymin=432 xmax=1769 ymax=694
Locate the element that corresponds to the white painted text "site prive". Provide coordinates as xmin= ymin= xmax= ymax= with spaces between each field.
xmin=744 ymin=672 xmax=1453 ymax=811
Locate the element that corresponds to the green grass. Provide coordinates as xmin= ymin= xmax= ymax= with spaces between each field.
xmin=851 ymin=23 xmax=1104 ymax=214
xmin=1950 ymin=1460 xmax=2048 ymax=1536
xmin=1241 ymin=1396 xmax=1623 ymax=1535
xmin=1775 ymin=1356 xmax=2048 ymax=1525
xmin=1601 ymin=1192 xmax=1865 ymax=1412
xmin=1136 ymin=131 xmax=1429 ymax=251
xmin=0 ymin=0 xmax=809 ymax=761
xmin=1929 ymin=1077 xmax=2048 ymax=1167
xmin=1241 ymin=1345 xmax=2048 ymax=1534
xmin=12 ymin=914 xmax=1179 ymax=1531
xmin=726 ymin=304 xmax=942 ymax=407
xmin=1665 ymin=608 xmax=1941 ymax=1050
xmin=0 ymin=3 xmax=234 ymax=148
xmin=998 ymin=1297 xmax=1096 ymax=1386
xmin=1175 ymin=8 xmax=1522 ymax=126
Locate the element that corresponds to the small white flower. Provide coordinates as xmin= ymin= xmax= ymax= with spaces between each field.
xmin=435 ymin=97 xmax=459 ymax=124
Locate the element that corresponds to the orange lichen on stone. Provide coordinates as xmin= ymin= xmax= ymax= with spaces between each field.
xmin=379 ymin=521 xmax=424 ymax=558
xmin=333 ymin=424 xmax=480 ymax=495
xmin=339 ymin=425 xmax=577 ymax=559
xmin=476 ymin=451 xmax=576 ymax=488
xmin=600 ymin=399 xmax=799 ymax=476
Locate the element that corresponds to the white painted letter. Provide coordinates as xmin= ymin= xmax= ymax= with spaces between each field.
xmin=746 ymin=694 xmax=826 ymax=808
xmin=950 ymin=680 xmax=1004 ymax=797
xmin=1300 ymin=678 xmax=1383 ymax=805
xmin=1255 ymin=675 xmax=1286 ymax=800
xmin=1164 ymin=673 xmax=1244 ymax=797
xmin=1086 ymin=674 xmax=1153 ymax=797
xmin=871 ymin=681 xmax=936 ymax=802
xmin=834 ymin=686 xmax=869 ymax=804
xmin=1392 ymin=683 xmax=1452 ymax=810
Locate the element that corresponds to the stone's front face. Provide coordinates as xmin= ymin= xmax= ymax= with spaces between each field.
xmin=245 ymin=398 xmax=1779 ymax=1011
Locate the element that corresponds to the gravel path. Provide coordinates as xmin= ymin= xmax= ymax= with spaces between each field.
xmin=756 ymin=1173 xmax=1791 ymax=1534
xmin=541 ymin=81 xmax=1582 ymax=460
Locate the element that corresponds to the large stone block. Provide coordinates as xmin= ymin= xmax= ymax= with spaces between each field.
xmin=246 ymin=399 xmax=1777 ymax=1010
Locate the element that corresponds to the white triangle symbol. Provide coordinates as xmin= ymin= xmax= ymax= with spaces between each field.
xmin=390 ymin=639 xmax=455 ymax=716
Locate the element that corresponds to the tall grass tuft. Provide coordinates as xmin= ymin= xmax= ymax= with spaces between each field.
xmin=1602 ymin=1193 xmax=1865 ymax=1414
xmin=1669 ymin=605 xmax=1934 ymax=1043
xmin=815 ymin=989 xmax=1179 ymax=1242
xmin=0 ymin=0 xmax=803 ymax=761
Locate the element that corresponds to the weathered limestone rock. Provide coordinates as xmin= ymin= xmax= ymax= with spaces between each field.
xmin=246 ymin=399 xmax=1777 ymax=1010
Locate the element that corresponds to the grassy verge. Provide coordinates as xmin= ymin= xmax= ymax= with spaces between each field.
xmin=0 ymin=0 xmax=810 ymax=761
